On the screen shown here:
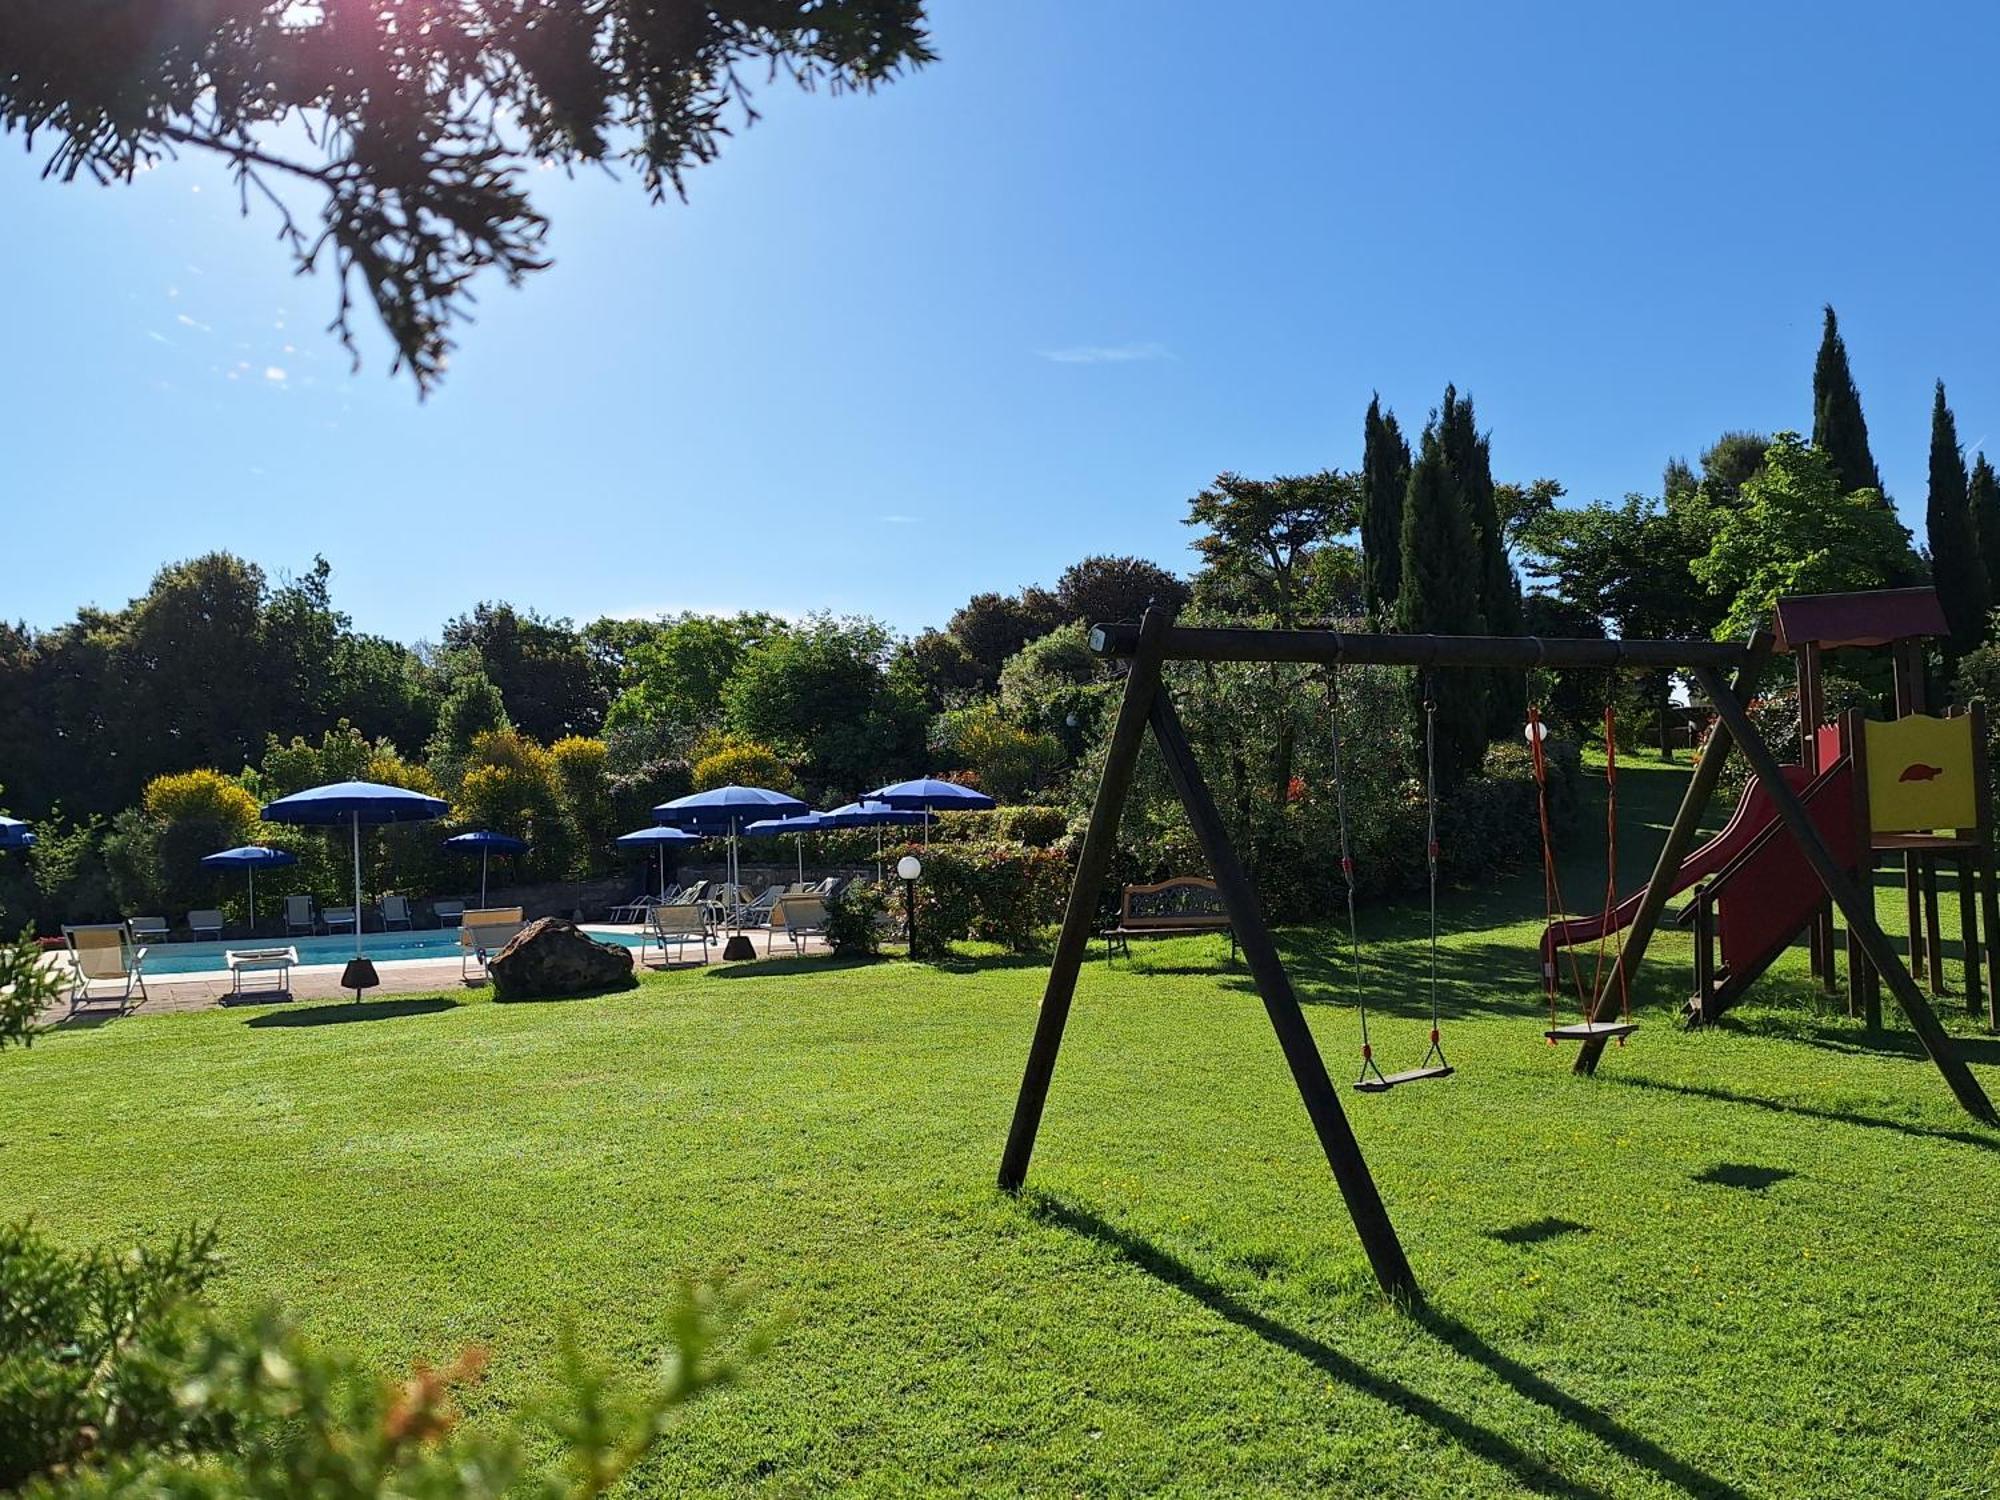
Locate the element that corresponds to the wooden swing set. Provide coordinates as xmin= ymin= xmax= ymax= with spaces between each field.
xmin=996 ymin=608 xmax=1998 ymax=1302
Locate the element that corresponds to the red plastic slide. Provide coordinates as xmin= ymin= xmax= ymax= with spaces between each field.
xmin=1540 ymin=763 xmax=1813 ymax=966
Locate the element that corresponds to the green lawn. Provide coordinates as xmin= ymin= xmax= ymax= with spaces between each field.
xmin=4 ymin=752 xmax=1998 ymax=1496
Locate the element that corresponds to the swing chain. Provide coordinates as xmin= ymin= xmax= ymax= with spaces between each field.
xmin=1328 ymin=669 xmax=1383 ymax=1086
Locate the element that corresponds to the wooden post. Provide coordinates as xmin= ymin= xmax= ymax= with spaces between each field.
xmin=1893 ymin=640 xmax=1928 ymax=984
xmin=1696 ymin=666 xmax=1998 ymax=1126
xmin=1797 ymin=642 xmax=1835 ymax=987
xmin=1148 ymin=689 xmax=1419 ymax=1300
xmin=1574 ymin=633 xmax=1773 ymax=1074
xmin=1957 ymin=854 xmax=1981 ymax=1018
xmin=1971 ymin=701 xmax=2000 ymax=1033
xmin=998 ymin=608 xmax=1171 ymax=1193
xmin=1845 ymin=709 xmax=1884 ymax=1030
xmin=1922 ymin=855 xmax=1947 ymax=995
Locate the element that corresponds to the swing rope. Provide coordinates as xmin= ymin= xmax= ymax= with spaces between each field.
xmin=1587 ymin=703 xmax=1632 ymax=1029
xmin=1419 ymin=680 xmax=1449 ymax=1073
xmin=1330 ymin=669 xmax=1450 ymax=1091
xmin=1528 ymin=706 xmax=1595 ymax=1030
xmin=1327 ymin=670 xmax=1383 ymax=1088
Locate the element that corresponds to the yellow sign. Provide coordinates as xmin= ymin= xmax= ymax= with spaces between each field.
xmin=1862 ymin=715 xmax=1978 ymax=833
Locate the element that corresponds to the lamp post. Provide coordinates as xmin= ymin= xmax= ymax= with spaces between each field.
xmin=898 ymin=854 xmax=922 ymax=960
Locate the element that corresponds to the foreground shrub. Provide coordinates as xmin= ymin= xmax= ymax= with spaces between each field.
xmin=909 ymin=842 xmax=1070 ymax=958
xmin=0 ymin=1218 xmax=769 ymax=1499
xmin=825 ymin=882 xmax=890 ymax=958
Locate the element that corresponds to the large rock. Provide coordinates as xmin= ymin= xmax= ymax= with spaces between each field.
xmin=489 ymin=917 xmax=636 ymax=1001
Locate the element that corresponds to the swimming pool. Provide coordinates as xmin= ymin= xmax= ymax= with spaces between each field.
xmin=136 ymin=927 xmax=646 ymax=977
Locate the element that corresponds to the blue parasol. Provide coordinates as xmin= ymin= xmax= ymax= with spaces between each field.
xmin=442 ymin=829 xmax=528 ymax=907
xmin=821 ymin=799 xmax=926 ymax=881
xmin=744 ymin=810 xmax=833 ymax=884
xmin=261 ymin=781 xmax=448 ymax=957
xmin=0 ymin=815 xmax=35 ymax=851
xmin=199 ymin=844 xmax=299 ymax=929
xmin=654 ymin=785 xmax=809 ymax=924
xmin=614 ymin=824 xmax=703 ymax=900
xmin=864 ymin=776 xmax=996 ymax=846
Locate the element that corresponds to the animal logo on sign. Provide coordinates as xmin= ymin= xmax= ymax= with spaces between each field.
xmin=1900 ymin=763 xmax=1945 ymax=783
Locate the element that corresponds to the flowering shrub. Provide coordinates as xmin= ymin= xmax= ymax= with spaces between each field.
xmin=908 ymin=842 xmax=1071 ymax=957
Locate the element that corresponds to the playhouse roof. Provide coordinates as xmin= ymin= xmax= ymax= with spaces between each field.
xmin=1771 ymin=587 xmax=1948 ymax=653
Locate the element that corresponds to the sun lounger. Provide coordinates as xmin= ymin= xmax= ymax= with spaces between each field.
xmin=322 ymin=906 xmax=359 ymax=933
xmin=460 ymin=906 xmax=526 ymax=980
xmin=284 ymin=895 xmax=319 ymax=935
xmin=607 ymin=892 xmax=657 ymax=923
xmin=127 ymin=915 xmax=169 ymax=944
xmin=379 ymin=895 xmax=413 ymax=930
xmin=62 ymin=924 xmax=148 ymax=1017
xmin=432 ymin=900 xmax=465 ymax=927
xmin=738 ymin=886 xmax=786 ymax=927
xmin=641 ymin=903 xmax=710 ymax=964
xmin=766 ymin=895 xmax=829 ymax=956
xmin=226 ymin=946 xmax=298 ymax=997
xmin=187 ymin=909 xmax=225 ymax=941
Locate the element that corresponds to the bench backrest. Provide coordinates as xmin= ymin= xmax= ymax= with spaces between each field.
xmin=380 ymin=895 xmax=411 ymax=921
xmin=284 ymin=895 xmax=314 ymax=922
xmin=1119 ymin=877 xmax=1227 ymax=927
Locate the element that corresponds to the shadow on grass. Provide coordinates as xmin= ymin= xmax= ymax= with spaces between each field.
xmin=1488 ymin=1216 xmax=1591 ymax=1247
xmin=1603 ymin=1073 xmax=2000 ymax=1154
xmin=1720 ymin=1012 xmax=2000 ymax=1067
xmin=494 ymin=979 xmax=641 ymax=1005
xmin=46 ymin=1009 xmax=129 ymax=1032
xmin=705 ymin=953 xmax=881 ymax=979
xmin=1032 ymin=1195 xmax=1745 ymax=1500
xmin=247 ymin=997 xmax=458 ymax=1027
xmin=1693 ymin=1163 xmax=1795 ymax=1192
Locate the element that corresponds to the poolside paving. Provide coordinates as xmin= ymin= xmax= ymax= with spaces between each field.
xmin=36 ymin=923 xmax=835 ymax=1026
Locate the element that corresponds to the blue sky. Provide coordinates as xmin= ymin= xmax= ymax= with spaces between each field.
xmin=8 ymin=0 xmax=2000 ymax=643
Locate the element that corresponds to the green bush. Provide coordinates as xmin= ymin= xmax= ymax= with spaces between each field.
xmin=0 ymin=1217 xmax=768 ymax=1498
xmin=824 ymin=881 xmax=889 ymax=958
xmin=909 ymin=842 xmax=1070 ymax=957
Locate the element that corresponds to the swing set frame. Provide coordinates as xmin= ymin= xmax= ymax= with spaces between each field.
xmin=996 ymin=609 xmax=1998 ymax=1302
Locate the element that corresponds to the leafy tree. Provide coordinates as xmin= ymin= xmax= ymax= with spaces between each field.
xmin=1185 ymin=470 xmax=1359 ymax=628
xmin=1360 ymin=395 xmax=1410 ymax=619
xmin=997 ymin=622 xmax=1121 ymax=759
xmin=932 ymin=704 xmax=1065 ymax=801
xmin=550 ymin=737 xmax=615 ymax=873
xmin=1694 ymin=431 xmax=1919 ymax=638
xmin=454 ymin=730 xmax=572 ymax=878
xmin=690 ymin=738 xmax=796 ymax=795
xmin=1972 ymin=454 xmax=2000 ymax=622
xmin=427 ymin=673 xmax=512 ymax=777
xmin=1493 ymin=477 xmax=1565 ymax=554
xmin=440 ymin=604 xmax=609 ymax=743
xmin=1696 ymin=431 xmax=1771 ymax=506
xmin=2 ymin=2 xmax=935 ymax=390
xmin=603 ymin=613 xmax=783 ymax=742
xmin=1927 ymin=381 xmax=1988 ymax=656
xmin=722 ymin=616 xmax=924 ymax=797
xmin=897 ymin=628 xmax=984 ymax=710
xmin=946 ymin=591 xmax=1065 ymax=690
xmin=1396 ymin=417 xmax=1488 ymax=786
xmin=1053 ymin=555 xmax=1189 ymax=627
xmin=141 ymin=769 xmax=262 ymax=912
xmin=1812 ymin=304 xmax=1883 ymax=499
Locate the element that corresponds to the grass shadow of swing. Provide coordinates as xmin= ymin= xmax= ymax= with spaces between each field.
xmin=1487 ymin=1216 xmax=1592 ymax=1247
xmin=1602 ymin=1073 xmax=2000 ymax=1155
xmin=1692 ymin=1163 xmax=1795 ymax=1192
xmin=1027 ymin=1194 xmax=1746 ymax=1500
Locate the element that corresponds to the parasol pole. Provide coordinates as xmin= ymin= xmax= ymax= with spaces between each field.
xmin=351 ymin=810 xmax=364 ymax=956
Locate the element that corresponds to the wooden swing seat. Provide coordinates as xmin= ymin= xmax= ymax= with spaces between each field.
xmin=1544 ymin=1020 xmax=1638 ymax=1042
xmin=1353 ymin=1063 xmax=1454 ymax=1093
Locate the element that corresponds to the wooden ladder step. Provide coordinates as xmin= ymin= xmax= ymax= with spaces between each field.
xmin=1354 ymin=1064 xmax=1455 ymax=1093
xmin=1545 ymin=1021 xmax=1639 ymax=1042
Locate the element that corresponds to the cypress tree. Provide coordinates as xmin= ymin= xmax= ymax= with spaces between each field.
xmin=1360 ymin=395 xmax=1410 ymax=620
xmin=1970 ymin=452 xmax=2000 ymax=639
xmin=1397 ymin=414 xmax=1488 ymax=787
xmin=1927 ymin=380 xmax=1989 ymax=655
xmin=1439 ymin=386 xmax=1524 ymax=732
xmin=1812 ymin=304 xmax=1883 ymax=498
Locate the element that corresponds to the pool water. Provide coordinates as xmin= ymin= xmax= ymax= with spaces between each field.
xmin=138 ymin=927 xmax=645 ymax=977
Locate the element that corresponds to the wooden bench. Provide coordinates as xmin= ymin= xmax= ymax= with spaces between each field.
xmin=1104 ymin=877 xmax=1236 ymax=961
